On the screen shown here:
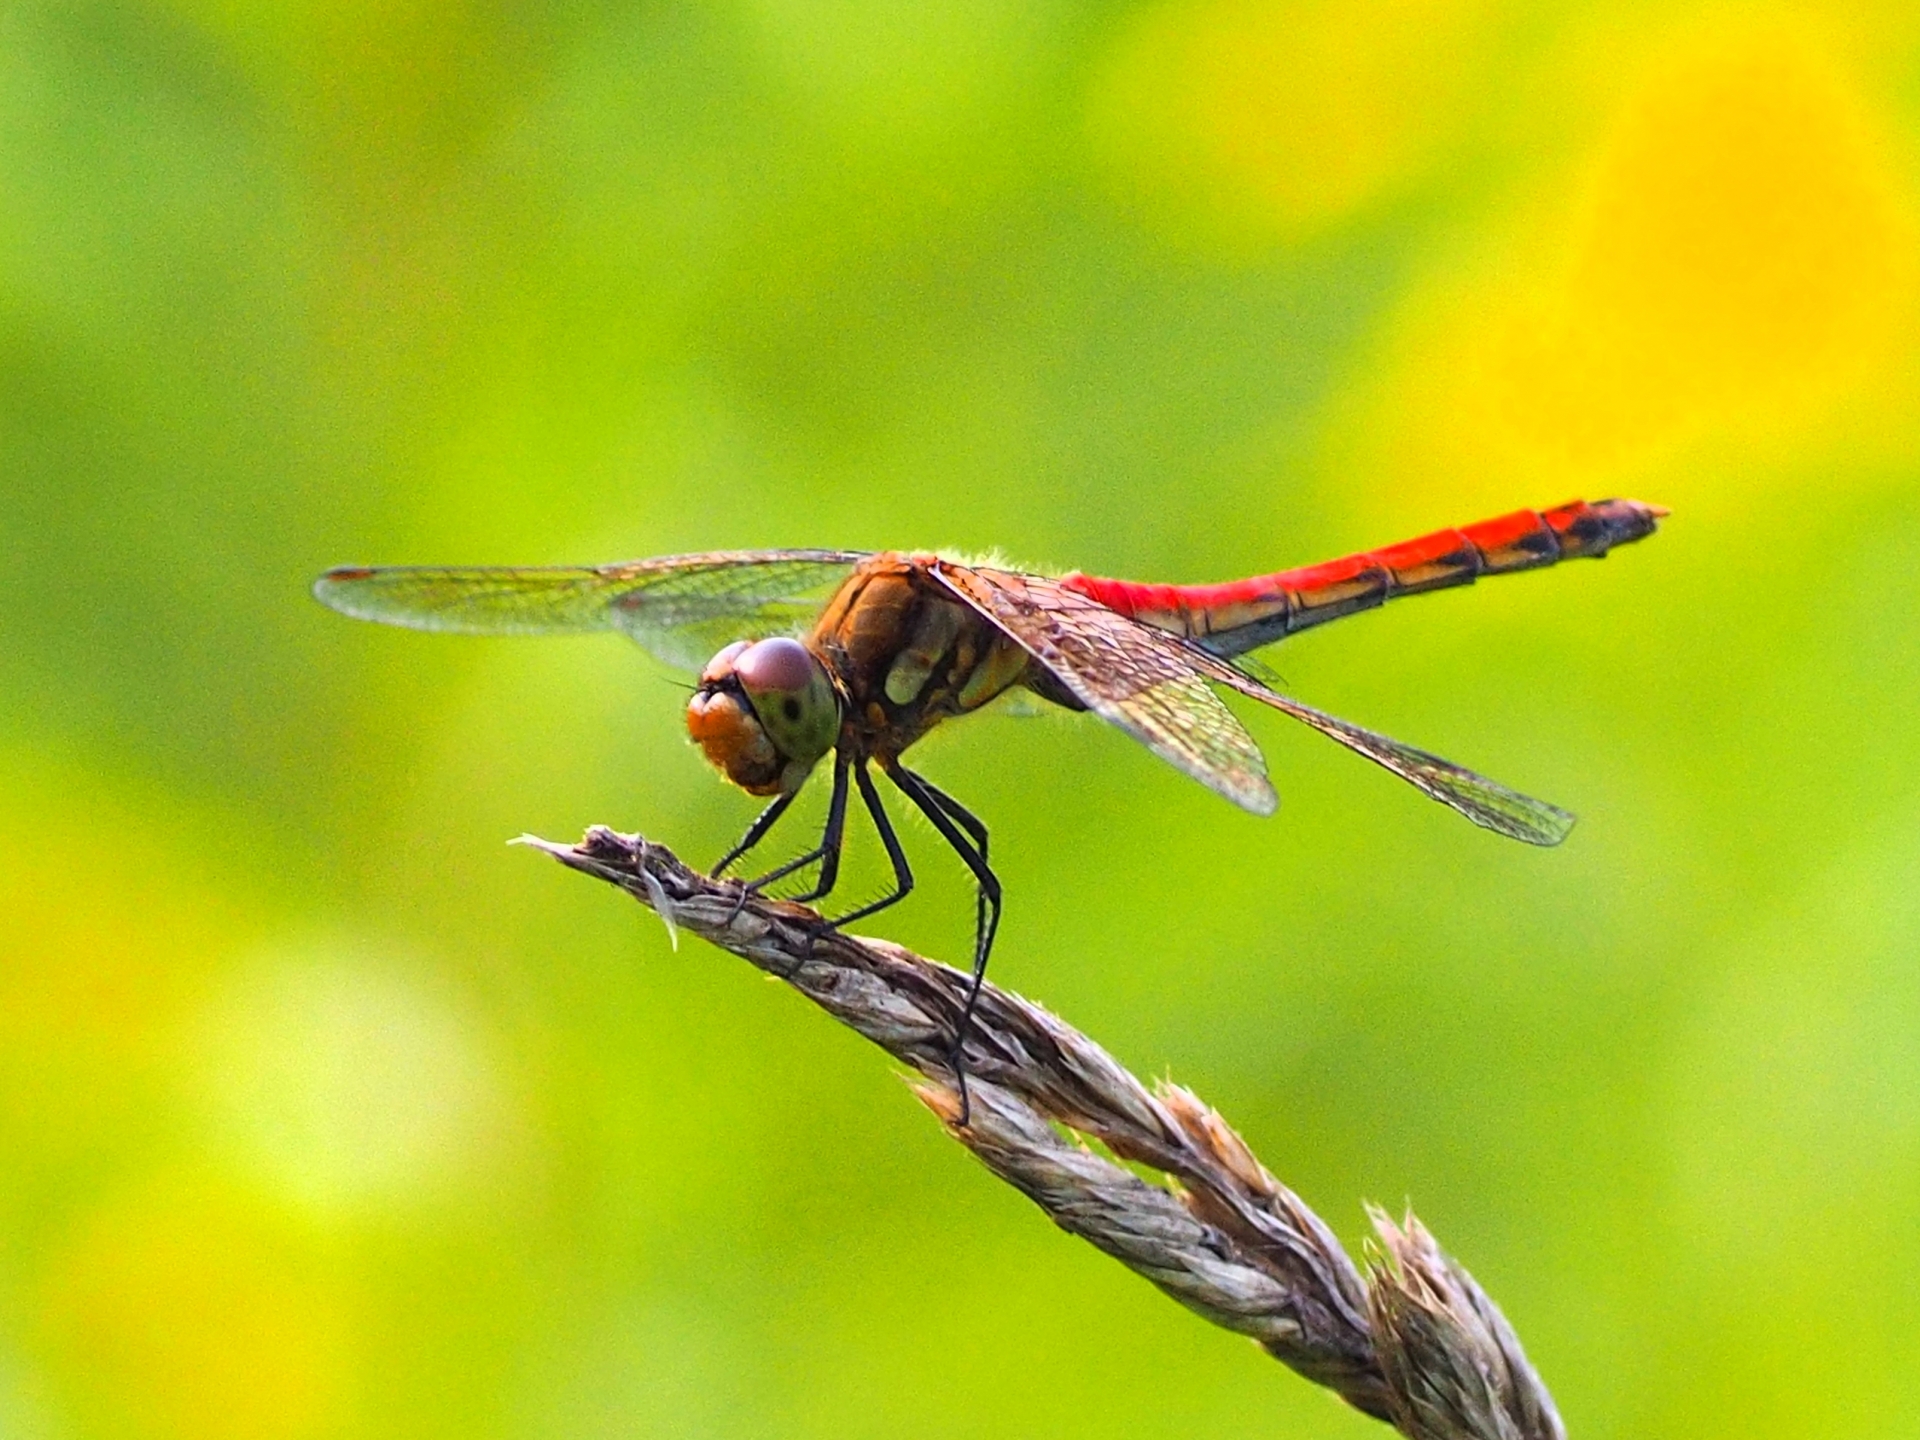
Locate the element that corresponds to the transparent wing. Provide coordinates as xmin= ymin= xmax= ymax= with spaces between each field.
xmin=932 ymin=563 xmax=1277 ymax=815
xmin=936 ymin=563 xmax=1573 ymax=844
xmin=1225 ymin=657 xmax=1574 ymax=844
xmin=313 ymin=549 xmax=867 ymax=669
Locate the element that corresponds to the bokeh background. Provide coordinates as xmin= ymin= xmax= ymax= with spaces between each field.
xmin=6 ymin=0 xmax=1920 ymax=1435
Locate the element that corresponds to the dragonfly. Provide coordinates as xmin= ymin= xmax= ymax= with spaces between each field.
xmin=316 ymin=496 xmax=1663 ymax=1116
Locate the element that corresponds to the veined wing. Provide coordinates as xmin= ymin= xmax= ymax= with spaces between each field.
xmin=935 ymin=563 xmax=1573 ymax=844
xmin=313 ymin=549 xmax=867 ymax=669
xmin=932 ymin=562 xmax=1277 ymax=815
xmin=1225 ymin=656 xmax=1574 ymax=844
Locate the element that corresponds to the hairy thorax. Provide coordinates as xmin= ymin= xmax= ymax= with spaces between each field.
xmin=808 ymin=554 xmax=1035 ymax=760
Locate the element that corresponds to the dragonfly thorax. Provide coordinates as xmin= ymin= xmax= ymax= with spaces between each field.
xmin=686 ymin=637 xmax=840 ymax=796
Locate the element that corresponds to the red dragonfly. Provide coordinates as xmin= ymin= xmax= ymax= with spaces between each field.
xmin=317 ymin=498 xmax=1661 ymax=1107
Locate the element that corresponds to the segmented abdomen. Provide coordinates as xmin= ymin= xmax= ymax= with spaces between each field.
xmin=1060 ymin=498 xmax=1665 ymax=657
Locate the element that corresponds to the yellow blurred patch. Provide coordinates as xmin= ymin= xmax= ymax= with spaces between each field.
xmin=0 ymin=750 xmax=253 ymax=1109
xmin=1086 ymin=0 xmax=1493 ymax=247
xmin=188 ymin=941 xmax=523 ymax=1219
xmin=38 ymin=1182 xmax=353 ymax=1440
xmin=1347 ymin=27 xmax=1916 ymax=499
xmin=1590 ymin=52 xmax=1898 ymax=369
xmin=1551 ymin=36 xmax=1909 ymax=447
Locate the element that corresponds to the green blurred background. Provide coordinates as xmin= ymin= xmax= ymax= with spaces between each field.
xmin=5 ymin=0 xmax=1920 ymax=1435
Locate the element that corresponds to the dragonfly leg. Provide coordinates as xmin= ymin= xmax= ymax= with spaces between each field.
xmin=826 ymin=762 xmax=915 ymax=928
xmin=907 ymin=771 xmax=989 ymax=942
xmin=750 ymin=749 xmax=852 ymax=903
xmin=734 ymin=752 xmax=852 ymax=980
xmin=884 ymin=763 xmax=1002 ymax=1127
xmin=713 ymin=789 xmax=799 ymax=877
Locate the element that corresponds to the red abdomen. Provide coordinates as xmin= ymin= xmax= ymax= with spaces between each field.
xmin=1061 ymin=498 xmax=1665 ymax=657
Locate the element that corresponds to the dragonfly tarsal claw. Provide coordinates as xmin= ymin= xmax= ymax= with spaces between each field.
xmin=718 ymin=878 xmax=757 ymax=928
xmin=773 ymin=920 xmax=839 ymax=982
xmin=946 ymin=1039 xmax=975 ymax=1128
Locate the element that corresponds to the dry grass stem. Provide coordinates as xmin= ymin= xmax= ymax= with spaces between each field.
xmin=523 ymin=826 xmax=1566 ymax=1440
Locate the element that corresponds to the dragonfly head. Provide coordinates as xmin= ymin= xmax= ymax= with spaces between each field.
xmin=686 ymin=637 xmax=840 ymax=795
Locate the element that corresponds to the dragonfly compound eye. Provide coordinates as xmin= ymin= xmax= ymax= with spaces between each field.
xmin=733 ymin=637 xmax=839 ymax=773
xmin=687 ymin=637 xmax=838 ymax=795
xmin=699 ymin=639 xmax=751 ymax=685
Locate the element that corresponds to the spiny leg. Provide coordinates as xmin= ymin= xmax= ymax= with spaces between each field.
xmin=884 ymin=762 xmax=1002 ymax=1125
xmin=911 ymin=773 xmax=988 ymax=853
xmin=827 ymin=762 xmax=915 ymax=928
xmin=911 ymin=771 xmax=990 ymax=943
xmin=754 ymin=748 xmax=853 ymax=903
xmin=717 ymin=787 xmax=804 ymax=929
xmin=729 ymin=751 xmax=852 ymax=978
xmin=713 ymin=789 xmax=799 ymax=877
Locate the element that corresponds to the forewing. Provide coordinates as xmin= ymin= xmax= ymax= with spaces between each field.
xmin=932 ymin=563 xmax=1277 ymax=815
xmin=605 ymin=550 xmax=868 ymax=668
xmin=937 ymin=563 xmax=1574 ymax=844
xmin=313 ymin=550 xmax=866 ymax=669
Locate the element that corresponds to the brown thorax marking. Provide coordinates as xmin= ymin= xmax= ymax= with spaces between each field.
xmin=808 ymin=553 xmax=1034 ymax=760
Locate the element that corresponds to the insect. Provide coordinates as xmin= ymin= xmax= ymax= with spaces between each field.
xmin=316 ymin=497 xmax=1663 ymax=1116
